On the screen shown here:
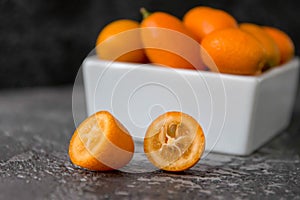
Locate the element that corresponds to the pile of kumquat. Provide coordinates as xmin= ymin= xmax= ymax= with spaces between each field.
xmin=95 ymin=6 xmax=295 ymax=75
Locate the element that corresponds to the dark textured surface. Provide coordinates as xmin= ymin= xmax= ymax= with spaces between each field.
xmin=0 ymin=86 xmax=300 ymax=199
xmin=1 ymin=0 xmax=299 ymax=88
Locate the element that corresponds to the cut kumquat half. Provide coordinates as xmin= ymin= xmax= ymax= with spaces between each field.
xmin=144 ymin=112 xmax=205 ymax=172
xmin=69 ymin=111 xmax=134 ymax=171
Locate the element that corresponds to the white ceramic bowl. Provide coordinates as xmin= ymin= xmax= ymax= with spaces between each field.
xmin=82 ymin=56 xmax=299 ymax=155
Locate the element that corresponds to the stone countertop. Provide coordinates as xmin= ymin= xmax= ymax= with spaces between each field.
xmin=0 ymin=86 xmax=299 ymax=199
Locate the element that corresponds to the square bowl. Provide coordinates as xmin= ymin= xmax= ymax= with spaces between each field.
xmin=82 ymin=56 xmax=299 ymax=155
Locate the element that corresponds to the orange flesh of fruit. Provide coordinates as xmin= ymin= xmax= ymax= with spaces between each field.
xmin=144 ymin=112 xmax=205 ymax=172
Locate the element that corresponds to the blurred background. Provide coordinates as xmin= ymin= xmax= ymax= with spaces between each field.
xmin=0 ymin=0 xmax=299 ymax=89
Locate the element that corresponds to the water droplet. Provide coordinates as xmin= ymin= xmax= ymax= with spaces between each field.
xmin=17 ymin=174 xmax=25 ymax=179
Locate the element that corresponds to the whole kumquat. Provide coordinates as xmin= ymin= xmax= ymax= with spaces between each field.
xmin=183 ymin=6 xmax=238 ymax=41
xmin=201 ymin=28 xmax=266 ymax=75
xmin=263 ymin=26 xmax=295 ymax=64
xmin=240 ymin=23 xmax=280 ymax=69
xmin=140 ymin=8 xmax=205 ymax=70
xmin=96 ymin=19 xmax=147 ymax=63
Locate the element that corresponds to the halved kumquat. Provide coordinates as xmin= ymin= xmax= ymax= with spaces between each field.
xmin=144 ymin=112 xmax=205 ymax=172
xmin=69 ymin=111 xmax=134 ymax=171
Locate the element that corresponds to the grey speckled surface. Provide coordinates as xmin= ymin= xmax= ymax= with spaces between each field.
xmin=0 ymin=86 xmax=300 ymax=199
